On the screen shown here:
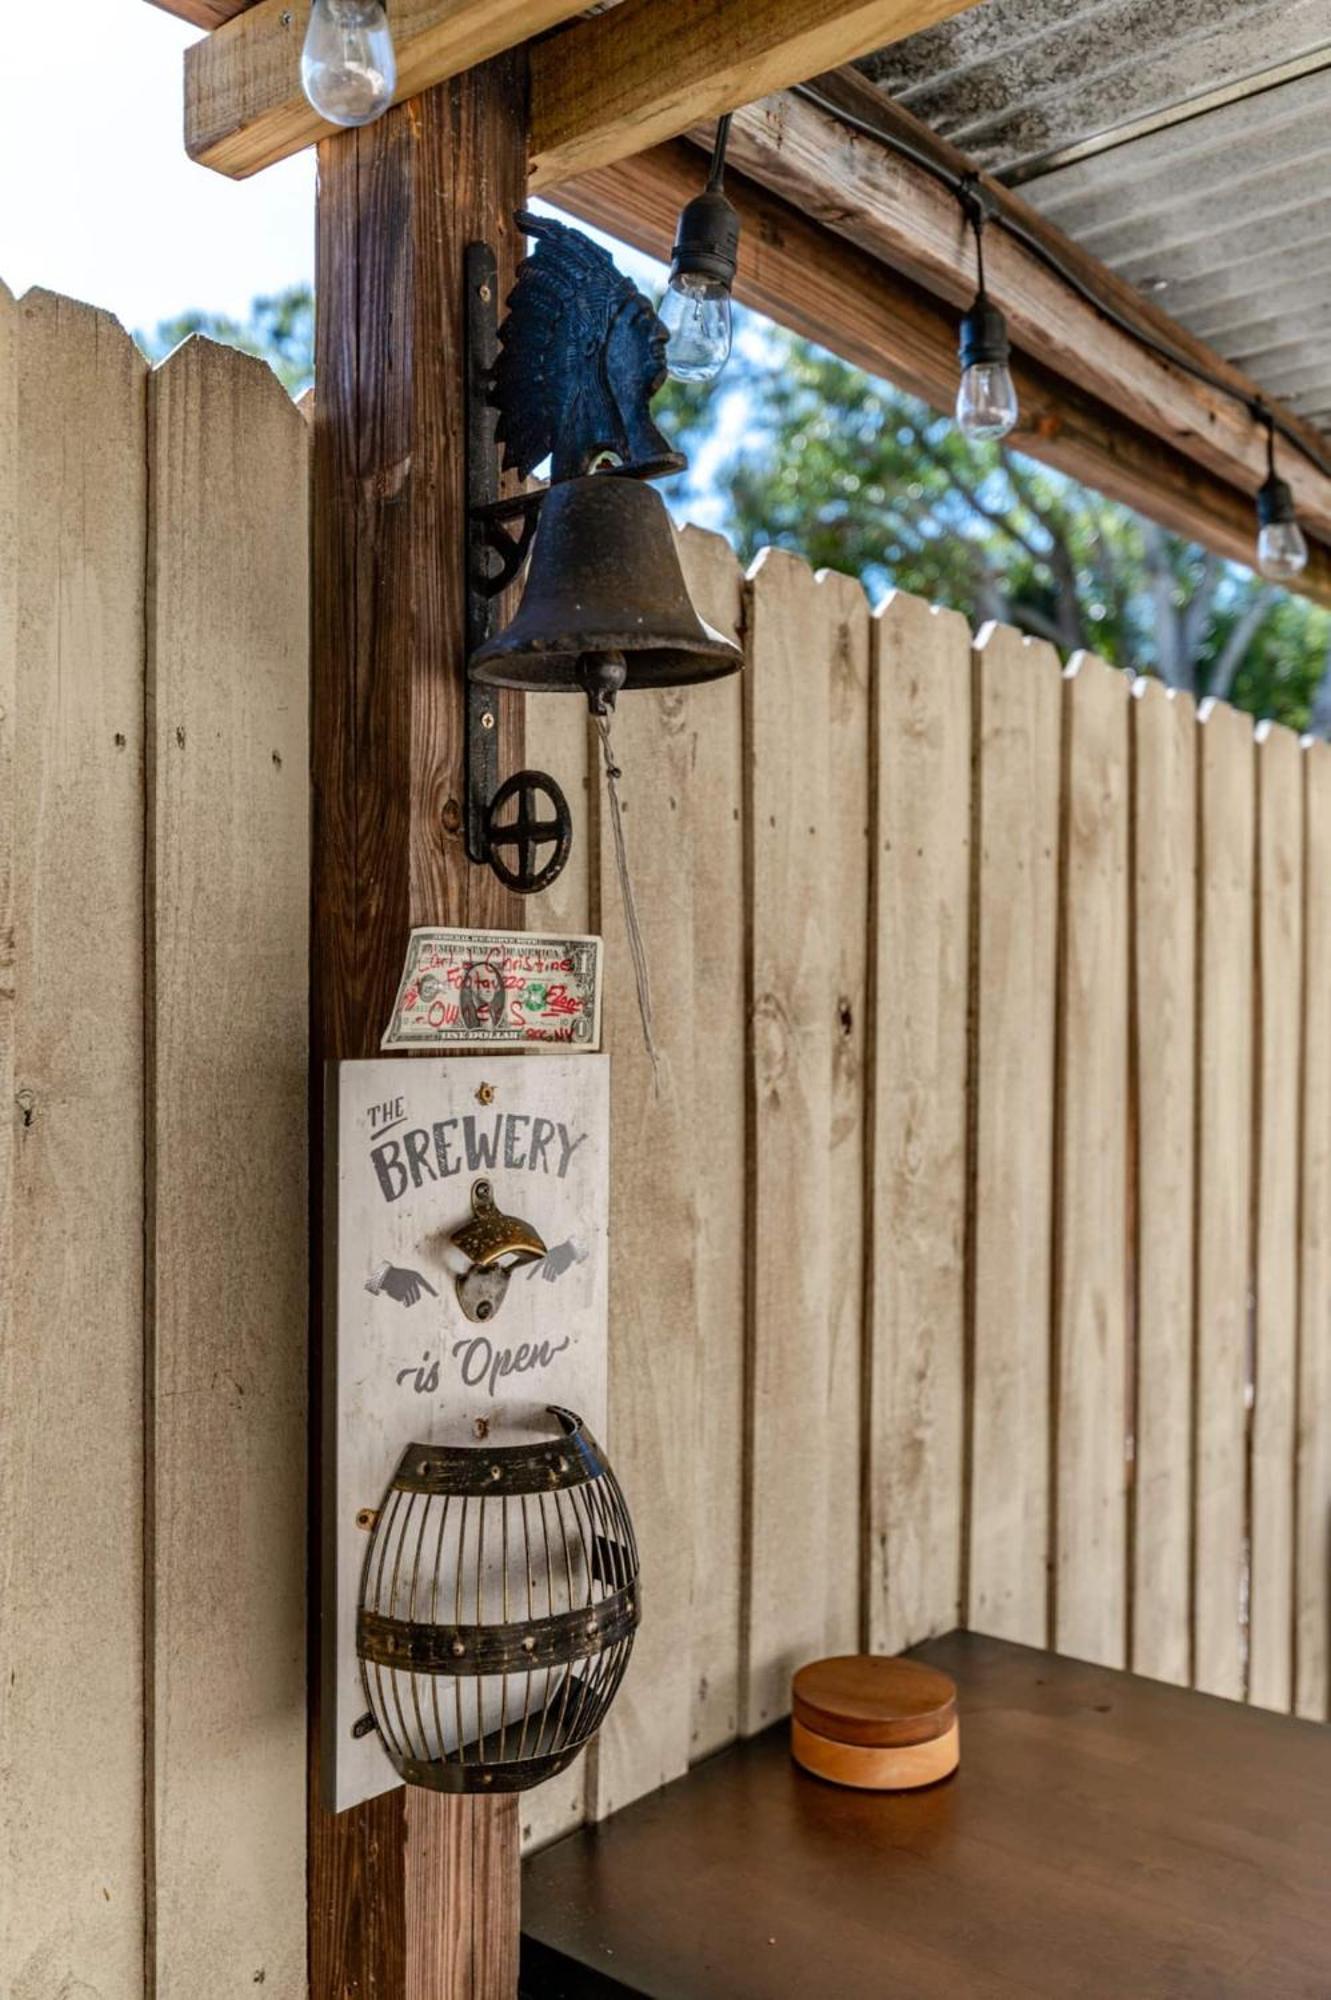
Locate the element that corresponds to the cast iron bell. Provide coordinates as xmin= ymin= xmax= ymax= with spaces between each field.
xmin=469 ymin=474 xmax=742 ymax=711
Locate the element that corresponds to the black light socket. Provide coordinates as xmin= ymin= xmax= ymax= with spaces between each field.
xmin=1257 ymin=470 xmax=1297 ymax=529
xmin=669 ymin=187 xmax=741 ymax=290
xmin=959 ymin=297 xmax=1011 ymax=372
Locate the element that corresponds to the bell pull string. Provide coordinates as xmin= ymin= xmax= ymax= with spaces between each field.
xmin=595 ymin=714 xmax=661 ymax=1088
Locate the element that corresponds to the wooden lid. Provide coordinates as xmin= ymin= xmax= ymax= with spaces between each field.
xmin=791 ymin=1655 xmax=957 ymax=1749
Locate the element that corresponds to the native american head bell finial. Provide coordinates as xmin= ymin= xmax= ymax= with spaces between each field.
xmin=489 ymin=211 xmax=687 ymax=486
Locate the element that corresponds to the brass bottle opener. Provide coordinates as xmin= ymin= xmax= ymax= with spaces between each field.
xmin=451 ymin=1179 xmax=547 ymax=1324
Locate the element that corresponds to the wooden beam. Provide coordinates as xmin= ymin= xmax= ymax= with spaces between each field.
xmin=526 ymin=0 xmax=980 ymax=190
xmin=721 ymin=70 xmax=1331 ymax=543
xmin=185 ymin=0 xmax=587 ymax=177
xmin=185 ymin=0 xmax=984 ymax=179
xmin=552 ymin=141 xmax=1331 ymax=609
xmin=145 ymin=0 xmax=255 ymax=26
xmin=309 ymin=55 xmax=525 ymax=1998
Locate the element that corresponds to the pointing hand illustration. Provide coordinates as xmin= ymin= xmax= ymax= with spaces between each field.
xmin=526 ymin=1239 xmax=588 ymax=1284
xmin=366 ymin=1263 xmax=439 ymax=1307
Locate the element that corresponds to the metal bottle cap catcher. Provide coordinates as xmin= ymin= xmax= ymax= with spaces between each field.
xmin=465 ymin=211 xmax=742 ymax=893
xmin=356 ymin=1407 xmax=640 ymax=1793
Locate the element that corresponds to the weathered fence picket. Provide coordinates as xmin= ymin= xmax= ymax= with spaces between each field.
xmin=742 ymin=549 xmax=836 ymax=1738
xmin=146 ymin=336 xmax=309 ymax=1994
xmin=678 ymin=528 xmax=747 ymax=1764
xmin=866 ymin=591 xmax=970 ymax=1659
xmin=967 ymin=622 xmax=1061 ymax=1649
xmin=2 ymin=289 xmax=148 ymax=1999
xmin=1297 ymin=740 xmax=1331 ymax=1723
xmin=1054 ymin=653 xmax=1130 ymax=1670
xmin=5 ymin=289 xmax=1331 ymax=1974
xmin=1129 ymin=678 xmax=1196 ymax=1688
xmin=1193 ymin=698 xmax=1256 ymax=1701
xmin=1250 ymin=722 xmax=1303 ymax=1712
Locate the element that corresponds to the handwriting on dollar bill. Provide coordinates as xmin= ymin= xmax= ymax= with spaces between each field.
xmin=381 ymin=927 xmax=602 ymax=1052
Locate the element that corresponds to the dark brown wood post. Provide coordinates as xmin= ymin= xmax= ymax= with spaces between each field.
xmin=309 ymin=54 xmax=527 ymax=1999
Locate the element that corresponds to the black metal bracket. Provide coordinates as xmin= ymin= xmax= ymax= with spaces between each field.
xmin=464 ymin=242 xmax=572 ymax=895
xmin=464 ymin=241 xmax=502 ymax=867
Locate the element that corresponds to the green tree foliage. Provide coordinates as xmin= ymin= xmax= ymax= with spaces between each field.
xmin=137 ymin=285 xmax=315 ymax=397
xmin=657 ymin=320 xmax=1331 ymax=732
xmin=136 ymin=282 xmax=1331 ymax=728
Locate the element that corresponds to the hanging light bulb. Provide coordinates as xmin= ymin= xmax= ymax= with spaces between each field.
xmin=955 ymin=187 xmax=1018 ymax=444
xmin=301 ymin=0 xmax=396 ymax=128
xmin=1255 ymin=411 xmax=1309 ymax=582
xmin=663 ymin=116 xmax=740 ymax=385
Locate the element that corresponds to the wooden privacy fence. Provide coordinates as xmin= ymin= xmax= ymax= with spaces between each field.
xmin=3 ymin=284 xmax=1330 ymax=1987
xmin=0 ymin=289 xmax=309 ymax=1997
xmin=522 ymin=531 xmax=1331 ymax=1847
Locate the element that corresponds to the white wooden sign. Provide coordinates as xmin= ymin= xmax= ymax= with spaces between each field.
xmin=322 ymin=1053 xmax=610 ymax=1811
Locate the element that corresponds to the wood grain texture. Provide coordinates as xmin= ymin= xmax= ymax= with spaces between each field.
xmin=866 ymin=591 xmax=970 ymax=1656
xmin=146 ymin=0 xmax=256 ymax=26
xmin=742 ymin=550 xmax=834 ymax=1734
xmin=724 ymin=74 xmax=1331 ymax=546
xmin=1053 ymin=655 xmax=1130 ymax=1669
xmin=0 ymin=303 xmax=13 ymax=1993
xmin=1129 ymin=679 xmax=1197 ymax=1688
xmin=146 ymin=336 xmax=309 ymax=1995
xmin=523 ymin=1632 xmax=1331 ymax=2000
xmin=585 ymin=653 xmax=700 ymax=1821
xmin=309 ymin=64 xmax=525 ymax=1999
xmin=530 ymin=0 xmax=987 ymax=189
xmin=821 ymin=567 xmax=871 ymax=1661
xmin=967 ymin=623 xmax=1061 ymax=1647
xmin=0 ymin=289 xmax=147 ymax=2000
xmin=518 ymin=692 xmax=595 ymax=1858
xmin=679 ymin=528 xmax=749 ymax=1759
xmin=1296 ymin=739 xmax=1331 ymax=1721
xmin=554 ymin=144 xmax=1331 ymax=609
xmin=1248 ymin=723 xmax=1304 ymax=1713
xmin=1193 ymin=697 xmax=1255 ymax=1702
xmin=187 ymin=0 xmax=585 ymax=176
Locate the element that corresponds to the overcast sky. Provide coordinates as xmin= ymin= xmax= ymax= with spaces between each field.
xmin=0 ymin=0 xmax=315 ymax=336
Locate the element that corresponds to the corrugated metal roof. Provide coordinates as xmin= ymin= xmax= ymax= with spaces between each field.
xmin=857 ymin=0 xmax=1331 ymax=433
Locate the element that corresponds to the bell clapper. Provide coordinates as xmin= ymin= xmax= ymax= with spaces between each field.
xmin=576 ymin=650 xmax=629 ymax=717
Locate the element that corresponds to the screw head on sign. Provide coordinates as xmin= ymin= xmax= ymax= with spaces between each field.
xmin=476 ymin=1081 xmax=495 ymax=1106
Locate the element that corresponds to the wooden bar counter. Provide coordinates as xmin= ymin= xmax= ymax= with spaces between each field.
xmin=520 ymin=1633 xmax=1331 ymax=1997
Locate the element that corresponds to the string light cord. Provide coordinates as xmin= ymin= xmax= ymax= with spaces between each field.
xmin=708 ymin=112 xmax=733 ymax=191
xmin=790 ymin=81 xmax=1331 ymax=489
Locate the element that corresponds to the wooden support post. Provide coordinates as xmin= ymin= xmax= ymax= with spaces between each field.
xmin=309 ymin=56 xmax=526 ymax=1998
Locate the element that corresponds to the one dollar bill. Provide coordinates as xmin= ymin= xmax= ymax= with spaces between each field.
xmin=381 ymin=927 xmax=602 ymax=1052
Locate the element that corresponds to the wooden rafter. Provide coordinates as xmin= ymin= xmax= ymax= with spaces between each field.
xmin=185 ymin=0 xmax=591 ymax=174
xmin=553 ymin=138 xmax=1331 ymax=607
xmin=722 ymin=70 xmax=1331 ymax=543
xmin=183 ymin=0 xmax=985 ymax=178
xmin=145 ymin=0 xmax=255 ymax=25
xmin=526 ymin=0 xmax=978 ymax=188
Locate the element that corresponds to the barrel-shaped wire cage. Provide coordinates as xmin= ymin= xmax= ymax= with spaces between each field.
xmin=357 ymin=1406 xmax=640 ymax=1793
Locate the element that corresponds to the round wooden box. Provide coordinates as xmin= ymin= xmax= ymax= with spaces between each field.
xmin=790 ymin=1655 xmax=959 ymax=1791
